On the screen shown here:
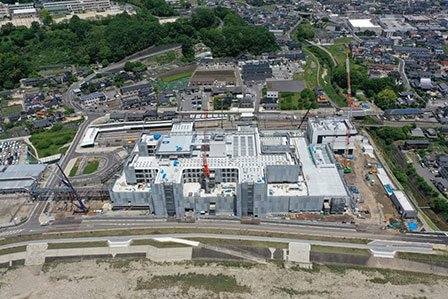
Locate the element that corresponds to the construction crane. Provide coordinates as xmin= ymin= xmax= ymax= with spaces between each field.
xmin=343 ymin=46 xmax=354 ymax=174
xmin=56 ymin=163 xmax=89 ymax=213
xmin=298 ymin=106 xmax=312 ymax=130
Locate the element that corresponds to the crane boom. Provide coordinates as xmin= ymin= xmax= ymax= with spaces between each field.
xmin=343 ymin=46 xmax=353 ymax=173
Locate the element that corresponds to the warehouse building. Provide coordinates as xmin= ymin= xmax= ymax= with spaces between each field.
xmin=306 ymin=117 xmax=357 ymax=155
xmin=0 ymin=164 xmax=47 ymax=193
xmin=390 ymin=190 xmax=417 ymax=219
xmin=348 ymin=19 xmax=382 ymax=35
xmin=42 ymin=0 xmax=111 ymax=14
xmin=110 ymin=122 xmax=349 ymax=218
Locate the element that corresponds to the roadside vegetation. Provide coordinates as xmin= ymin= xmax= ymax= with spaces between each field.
xmin=0 ymin=245 xmax=26 ymax=256
xmin=47 ymin=241 xmax=108 ymax=249
xmin=69 ymin=158 xmax=81 ymax=177
xmin=396 ymin=251 xmax=448 ymax=263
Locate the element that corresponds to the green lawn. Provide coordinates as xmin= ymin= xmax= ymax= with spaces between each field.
xmin=83 ymin=159 xmax=99 ymax=175
xmin=29 ymin=124 xmax=78 ymax=158
xmin=160 ymin=71 xmax=192 ymax=83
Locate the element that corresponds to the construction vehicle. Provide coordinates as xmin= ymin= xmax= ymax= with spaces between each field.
xmin=343 ymin=46 xmax=354 ymax=174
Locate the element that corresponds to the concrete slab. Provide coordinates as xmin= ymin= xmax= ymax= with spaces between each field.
xmin=288 ymin=242 xmax=311 ymax=264
xmin=25 ymin=243 xmax=47 ymax=266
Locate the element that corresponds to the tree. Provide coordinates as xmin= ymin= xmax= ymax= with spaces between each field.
xmin=191 ymin=8 xmax=219 ymax=30
xmin=39 ymin=9 xmax=53 ymax=27
xmin=296 ymin=22 xmax=315 ymax=41
xmin=375 ymin=88 xmax=397 ymax=110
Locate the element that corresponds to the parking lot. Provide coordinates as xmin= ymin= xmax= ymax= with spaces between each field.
xmin=0 ymin=140 xmax=27 ymax=166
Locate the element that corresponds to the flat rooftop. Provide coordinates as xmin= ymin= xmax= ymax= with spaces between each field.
xmin=349 ymin=19 xmax=381 ymax=28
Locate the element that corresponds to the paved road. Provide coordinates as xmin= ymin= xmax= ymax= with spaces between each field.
xmin=397 ymin=57 xmax=411 ymax=90
xmin=5 ymin=216 xmax=446 ymax=244
xmin=307 ymin=40 xmax=338 ymax=67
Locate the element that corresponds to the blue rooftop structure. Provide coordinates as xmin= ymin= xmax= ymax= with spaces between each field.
xmin=384 ymin=108 xmax=424 ymax=116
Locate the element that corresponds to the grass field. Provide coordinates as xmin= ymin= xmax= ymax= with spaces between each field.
xmin=69 ymin=158 xmax=81 ymax=177
xmin=83 ymin=158 xmax=99 ymax=175
xmin=160 ymin=71 xmax=192 ymax=83
xmin=135 ymin=273 xmax=250 ymax=293
xmin=30 ymin=123 xmax=78 ymax=157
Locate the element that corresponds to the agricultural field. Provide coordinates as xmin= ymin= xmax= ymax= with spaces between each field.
xmin=191 ymin=70 xmax=236 ymax=82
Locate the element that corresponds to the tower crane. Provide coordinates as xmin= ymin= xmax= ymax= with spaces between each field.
xmin=202 ymin=111 xmax=210 ymax=178
xmin=343 ymin=46 xmax=354 ymax=174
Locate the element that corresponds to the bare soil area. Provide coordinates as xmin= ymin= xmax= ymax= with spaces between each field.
xmin=0 ymin=198 xmax=31 ymax=224
xmin=1 ymin=260 xmax=447 ymax=299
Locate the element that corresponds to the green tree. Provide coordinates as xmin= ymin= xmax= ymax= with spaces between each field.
xmin=39 ymin=9 xmax=53 ymax=27
xmin=191 ymin=8 xmax=219 ymax=30
xmin=375 ymin=88 xmax=397 ymax=110
xmin=296 ymin=22 xmax=315 ymax=41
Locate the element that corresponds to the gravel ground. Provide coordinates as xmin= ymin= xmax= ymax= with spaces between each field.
xmin=0 ymin=260 xmax=447 ymax=299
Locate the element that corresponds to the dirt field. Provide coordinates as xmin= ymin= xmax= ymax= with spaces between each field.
xmin=0 ymin=197 xmax=32 ymax=224
xmin=191 ymin=70 xmax=236 ymax=81
xmin=1 ymin=260 xmax=447 ymax=298
xmin=345 ymin=141 xmax=399 ymax=230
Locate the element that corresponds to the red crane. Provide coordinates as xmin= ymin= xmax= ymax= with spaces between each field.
xmin=343 ymin=46 xmax=354 ymax=174
xmin=202 ymin=111 xmax=210 ymax=177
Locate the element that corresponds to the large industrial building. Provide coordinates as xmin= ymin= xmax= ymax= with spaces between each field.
xmin=110 ymin=122 xmax=350 ymax=218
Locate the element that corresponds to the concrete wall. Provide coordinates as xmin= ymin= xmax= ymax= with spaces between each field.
xmin=0 ymin=244 xmax=193 ymax=267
